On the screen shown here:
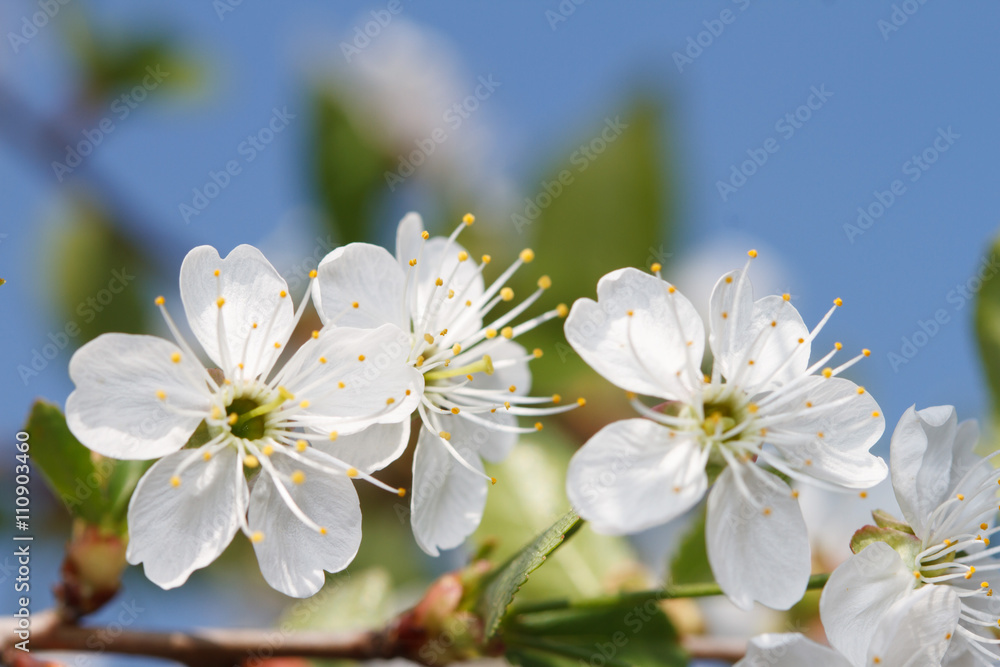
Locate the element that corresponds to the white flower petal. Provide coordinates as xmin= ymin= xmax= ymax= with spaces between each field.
xmin=566 ymin=419 xmax=707 ymax=536
xmin=180 ymin=245 xmax=294 ymax=378
xmin=766 ymin=376 xmax=887 ymax=489
xmin=723 ymin=295 xmax=811 ymax=392
xmin=410 ymin=426 xmax=487 ymax=556
xmin=467 ymin=339 xmax=532 ymax=395
xmin=412 ymin=236 xmax=485 ymax=342
xmin=312 ymin=420 xmax=410 ymax=473
xmin=890 ymin=405 xmax=981 ymax=538
xmin=436 ymin=410 xmax=516 ymax=464
xmin=564 ymin=268 xmax=705 ymax=400
xmin=706 ymin=464 xmax=811 ymax=611
xmin=708 ymin=267 xmax=757 ymax=374
xmin=736 ymin=634 xmax=852 ymax=667
xmin=820 ymin=542 xmax=916 ymax=666
xmin=313 ymin=243 xmax=409 ymax=331
xmin=280 ymin=324 xmax=423 ymax=435
xmin=249 ymin=452 xmax=362 ymax=598
xmin=866 ymin=584 xmax=960 ymax=667
xmin=126 ymin=446 xmax=244 ymax=589
xmin=395 ymin=211 xmax=426 ymax=267
xmin=67 ymin=333 xmax=209 ymax=460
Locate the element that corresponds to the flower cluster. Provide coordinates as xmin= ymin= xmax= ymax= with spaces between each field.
xmin=66 ymin=213 xmax=568 ymax=596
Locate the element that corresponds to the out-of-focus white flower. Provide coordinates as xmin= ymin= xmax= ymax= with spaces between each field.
xmin=564 ymin=254 xmax=886 ymax=610
xmin=739 ymin=585 xmax=959 ymax=666
xmin=822 ymin=405 xmax=1000 ymax=665
xmin=313 ymin=212 xmax=573 ymax=556
xmin=67 ymin=245 xmax=422 ymax=597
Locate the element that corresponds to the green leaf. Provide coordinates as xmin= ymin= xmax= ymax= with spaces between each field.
xmin=513 ymin=100 xmax=671 ymax=394
xmin=47 ymin=201 xmax=149 ymax=348
xmin=311 ymin=91 xmax=395 ymax=245
xmin=103 ymin=460 xmax=152 ymax=524
xmin=976 ymin=237 xmax=1000 ymax=422
xmin=477 ymin=510 xmax=582 ymax=639
xmin=667 ymin=505 xmax=713 ymax=586
xmin=503 ymin=597 xmax=686 ymax=667
xmin=24 ymin=399 xmax=106 ymax=524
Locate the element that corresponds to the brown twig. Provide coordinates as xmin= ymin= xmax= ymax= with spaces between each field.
xmin=2 ymin=611 xmax=748 ymax=666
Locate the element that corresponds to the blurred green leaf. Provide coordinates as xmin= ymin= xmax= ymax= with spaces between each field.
xmin=103 ymin=459 xmax=152 ymax=524
xmin=976 ymin=236 xmax=1000 ymax=423
xmin=47 ymin=201 xmax=148 ymax=348
xmin=667 ymin=506 xmax=713 ymax=586
xmin=67 ymin=17 xmax=202 ymax=103
xmin=311 ymin=91 xmax=394 ymax=244
xmin=503 ymin=597 xmax=686 ymax=667
xmin=477 ymin=427 xmax=637 ymax=604
xmin=478 ymin=510 xmax=581 ymax=639
xmin=514 ymin=100 xmax=671 ymax=394
xmin=25 ymin=399 xmax=105 ymax=524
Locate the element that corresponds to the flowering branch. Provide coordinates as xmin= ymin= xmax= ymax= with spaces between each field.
xmin=2 ymin=609 xmax=753 ymax=666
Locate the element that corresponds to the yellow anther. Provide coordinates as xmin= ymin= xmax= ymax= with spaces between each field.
xmin=762 ymin=507 xmax=772 ymax=516
xmin=624 ymin=391 xmax=637 ymax=400
xmin=627 ymin=310 xmax=634 ymax=317
xmin=859 ymin=491 xmax=868 ymax=499
xmin=721 ymin=311 xmax=728 ymax=319
xmin=244 ymin=455 xmax=259 ymax=469
xmin=319 ymin=357 xmax=328 ymax=364
xmin=834 ymin=297 xmax=843 ymax=307
xmin=251 ymin=531 xmax=264 ymax=543
xmin=463 ymin=213 xmax=475 ymax=225
xmin=352 ymin=301 xmax=359 ymax=309
xmin=798 ymin=337 xmax=805 ymax=344
xmin=748 ymin=359 xmax=755 ymax=366
xmin=552 ymin=394 xmax=562 ymax=404
xmin=485 ymin=328 xmax=498 ymax=339
xmin=216 ymin=297 xmax=226 ymax=308
xmin=319 ymin=527 xmax=328 ymax=535
xmin=668 ymin=285 xmax=676 ymax=294
xmin=447 ymin=289 xmax=455 ymax=298
xmin=261 ymin=445 xmax=274 ymax=456
xmin=309 ymin=269 xmax=318 ymax=279
xmin=214 ymin=269 xmax=221 ymax=277
xmin=520 ymin=248 xmax=535 ymax=263
xmin=299 ymin=400 xmax=311 ymax=409
xmin=202 ymin=450 xmax=212 ymax=461
xmin=465 ymin=300 xmax=472 ymax=307
xmin=782 ymin=293 xmax=791 ymax=301
xmin=857 ymin=387 xmax=865 ymax=394
xmin=500 ymin=287 xmax=515 ymax=301
xmin=279 ymin=290 xmax=288 ymax=298
xmin=872 ymin=411 xmax=881 ymax=418
xmin=423 ymin=333 xmax=435 ymax=345
xmin=358 ymin=354 xmax=366 ymax=361
xmin=170 ymin=475 xmax=181 ymax=488
xmin=291 ymin=470 xmax=306 ymax=485
xmin=770 ymin=321 xmax=776 ymax=327
xmin=452 ymin=344 xmax=462 ymax=355
xmin=983 ymin=582 xmax=991 ymax=588
xmin=435 ymin=277 xmax=443 ymax=287
xmin=806 ymin=401 xmax=813 ymax=408
xmin=556 ymin=303 xmax=569 ymax=318
xmin=817 ymin=432 xmax=825 ymax=438
xmin=439 ymin=431 xmax=451 ymax=441
xmin=466 ymin=374 xmax=474 ymax=381
xmin=155 ymin=295 xmax=165 ymax=305
xmin=944 ymin=539 xmax=952 ymax=546
xmin=311 ymin=330 xmax=320 ymax=339
xmin=210 ymin=406 xmax=222 ymax=420
xmin=822 ymin=367 xmax=833 ymax=378
xmin=862 ymin=348 xmax=872 ymax=357
xmin=538 ymin=275 xmax=552 ymax=290
xmin=398 ymin=487 xmax=407 ymax=497
xmin=296 ymin=440 xmax=308 ymax=452
xmin=329 ymin=431 xmax=338 ymax=441
xmin=227 ymin=413 xmax=238 ymax=425
xmin=747 ymin=403 xmax=759 ymax=413
xmin=170 ymin=352 xmax=181 ymax=363
xmin=577 ymin=397 xmax=586 ymax=406
xmin=490 ymin=477 xmax=498 ymax=486
xmin=508 ymin=385 xmax=517 ymax=393
xmin=748 ymin=249 xmax=758 ymax=258
xmin=501 ymin=326 xmax=514 ymax=339
xmin=451 ymin=407 xmax=460 ymax=414
xmin=274 ymin=342 xmax=282 ymax=349
xmin=347 ymin=468 xmax=358 ymax=478
xmin=651 ymin=262 xmax=662 ymax=273
xmin=535 ymin=422 xmax=543 ymax=431
xmin=504 ymin=401 xmax=511 ymax=410
xmin=409 ymin=259 xmax=417 ymax=267
xmin=458 ymin=251 xmax=469 ymax=262
xmin=421 ymin=230 xmax=430 ymax=239
xmin=533 ymin=348 xmax=543 ymax=358
xmin=791 ymin=490 xmax=800 ymax=499
xmin=156 ymin=390 xmax=167 ymax=401
xmin=386 ymin=397 xmax=395 ymax=405
xmin=958 ymin=494 xmax=965 ymax=501
xmin=481 ymin=254 xmax=491 ymax=264
xmin=982 ymin=523 xmax=990 ymax=530
xmin=725 ymin=276 xmax=733 ymax=284
xmin=835 ymin=342 xmax=843 ymax=350
xmin=913 ymin=571 xmax=922 ymax=579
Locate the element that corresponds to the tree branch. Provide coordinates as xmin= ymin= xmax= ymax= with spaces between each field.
xmin=3 ymin=610 xmax=751 ymax=666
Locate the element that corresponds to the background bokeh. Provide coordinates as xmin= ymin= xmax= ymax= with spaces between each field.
xmin=3 ymin=2 xmax=1000 ymax=665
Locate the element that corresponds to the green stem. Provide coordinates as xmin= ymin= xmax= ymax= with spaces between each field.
xmin=508 ymin=573 xmax=831 ymax=616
